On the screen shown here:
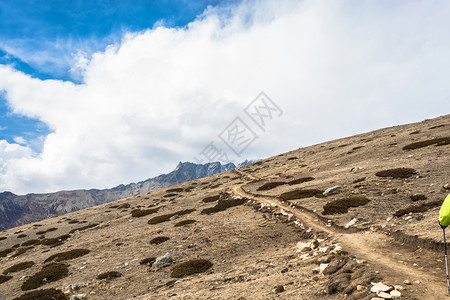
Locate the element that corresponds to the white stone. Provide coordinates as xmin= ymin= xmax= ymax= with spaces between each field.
xmin=371 ymin=282 xmax=392 ymax=293
xmin=403 ymin=280 xmax=411 ymax=285
xmin=323 ymin=185 xmax=342 ymax=196
xmin=319 ymin=263 xmax=329 ymax=272
xmin=345 ymin=218 xmax=358 ymax=228
xmin=331 ymin=245 xmax=342 ymax=254
xmin=393 ymin=285 xmax=404 ymax=291
xmin=390 ymin=290 xmax=401 ymax=298
xmin=296 ymin=241 xmax=312 ymax=252
xmin=70 ymin=295 xmax=87 ymax=300
xmin=377 ymin=291 xmax=392 ymax=299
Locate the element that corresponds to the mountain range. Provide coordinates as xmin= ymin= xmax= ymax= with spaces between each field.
xmin=0 ymin=160 xmax=253 ymax=231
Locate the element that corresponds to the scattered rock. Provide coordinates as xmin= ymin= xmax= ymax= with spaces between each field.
xmin=345 ymin=218 xmax=357 ymax=228
xmin=71 ymin=283 xmax=87 ymax=290
xmin=444 ymin=184 xmax=449 ymax=190
xmin=390 ymin=290 xmax=401 ymax=298
xmin=356 ymin=285 xmax=366 ymax=291
xmin=403 ymin=280 xmax=411 ymax=285
xmin=152 ymin=253 xmax=173 ymax=268
xmin=350 ymin=167 xmax=359 ymax=172
xmin=323 ymin=185 xmax=341 ymax=196
xmin=169 ymin=215 xmax=179 ymax=220
xmin=377 ymin=291 xmax=392 ymax=299
xmin=274 ymin=285 xmax=285 ymax=293
xmin=319 ymin=263 xmax=329 ymax=273
xmin=70 ymin=294 xmax=87 ymax=300
xmin=393 ymin=285 xmax=403 ymax=291
xmin=370 ymin=282 xmax=392 ymax=293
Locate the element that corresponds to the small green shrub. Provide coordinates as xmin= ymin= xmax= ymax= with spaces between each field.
xmin=201 ymin=199 xmax=247 ymax=214
xmin=175 ymin=219 xmax=196 ymax=227
xmin=148 ymin=209 xmax=196 ymax=225
xmin=279 ymin=189 xmax=325 ymax=200
xmin=410 ymin=194 xmax=427 ymax=201
xmin=202 ymin=195 xmax=220 ymax=203
xmin=322 ymin=197 xmax=371 ymax=215
xmin=13 ymin=288 xmax=68 ymax=300
xmin=402 ymin=137 xmax=450 ymax=150
xmin=257 ymin=181 xmax=286 ymax=191
xmin=140 ymin=257 xmax=156 ymax=265
xmin=394 ymin=200 xmax=441 ymax=217
xmin=170 ymin=259 xmax=213 ymax=278
xmin=44 ymin=248 xmax=90 ymax=263
xmin=97 ymin=271 xmax=122 ymax=280
xmin=131 ymin=208 xmax=159 ymax=218
xmin=375 ymin=168 xmax=417 ymax=178
xmin=69 ymin=223 xmax=99 ymax=234
xmin=287 ymin=177 xmax=315 ymax=185
xmin=22 ymin=263 xmax=68 ymax=290
xmin=3 ymin=261 xmax=35 ymax=274
xmin=150 ymin=236 xmax=170 ymax=245
xmin=0 ymin=275 xmax=12 ymax=284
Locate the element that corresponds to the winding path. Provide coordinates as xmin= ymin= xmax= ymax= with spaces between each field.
xmin=231 ymin=169 xmax=447 ymax=298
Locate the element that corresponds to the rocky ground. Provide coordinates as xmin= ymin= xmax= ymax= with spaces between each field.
xmin=0 ymin=114 xmax=449 ymax=299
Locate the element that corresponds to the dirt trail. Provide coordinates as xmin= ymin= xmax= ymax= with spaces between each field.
xmin=231 ymin=169 xmax=447 ymax=298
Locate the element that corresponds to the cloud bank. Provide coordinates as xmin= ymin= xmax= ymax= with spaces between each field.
xmin=1 ymin=0 xmax=449 ymax=194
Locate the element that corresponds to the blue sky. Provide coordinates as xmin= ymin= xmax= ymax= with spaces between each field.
xmin=0 ymin=0 xmax=236 ymax=149
xmin=0 ymin=0 xmax=449 ymax=194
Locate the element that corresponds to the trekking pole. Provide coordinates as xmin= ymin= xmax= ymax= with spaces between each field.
xmin=443 ymin=226 xmax=450 ymax=294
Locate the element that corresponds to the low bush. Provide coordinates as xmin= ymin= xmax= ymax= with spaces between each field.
xmin=287 ymin=177 xmax=315 ymax=185
xmin=0 ymin=275 xmax=12 ymax=284
xmin=201 ymin=199 xmax=247 ymax=215
xmin=140 ymin=257 xmax=156 ymax=265
xmin=287 ymin=157 xmax=297 ymax=160
xmin=69 ymin=223 xmax=99 ymax=234
xmin=175 ymin=219 xmax=196 ymax=227
xmin=375 ymin=168 xmax=417 ymax=179
xmin=279 ymin=189 xmax=325 ymax=200
xmin=97 ymin=271 xmax=122 ymax=280
xmin=17 ymin=234 xmax=27 ymax=238
xmin=322 ymin=197 xmax=371 ymax=215
xmin=148 ymin=209 xmax=196 ymax=225
xmin=21 ymin=239 xmax=40 ymax=247
xmin=402 ymin=137 xmax=450 ymax=150
xmin=68 ymin=220 xmax=80 ymax=224
xmin=163 ymin=193 xmax=178 ymax=198
xmin=11 ymin=246 xmax=33 ymax=258
xmin=22 ymin=263 xmax=68 ymax=290
xmin=394 ymin=200 xmax=441 ymax=217
xmin=166 ymin=188 xmax=184 ymax=193
xmin=40 ymin=234 xmax=71 ymax=246
xmin=410 ymin=194 xmax=427 ymax=201
xmin=170 ymin=259 xmax=213 ymax=278
xmin=0 ymin=248 xmax=15 ymax=258
xmin=131 ymin=208 xmax=159 ymax=218
xmin=3 ymin=261 xmax=35 ymax=274
xmin=44 ymin=248 xmax=90 ymax=263
xmin=150 ymin=236 xmax=170 ymax=245
xmin=0 ymin=237 xmax=6 ymax=241
xmin=257 ymin=181 xmax=286 ymax=191
xmin=13 ymin=288 xmax=68 ymax=300
xmin=202 ymin=195 xmax=220 ymax=203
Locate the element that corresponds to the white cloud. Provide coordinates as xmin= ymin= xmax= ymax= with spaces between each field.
xmin=0 ymin=0 xmax=450 ymax=194
xmin=13 ymin=136 xmax=26 ymax=145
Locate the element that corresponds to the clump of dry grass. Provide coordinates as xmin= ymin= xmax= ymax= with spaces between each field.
xmin=0 ymin=248 xmax=15 ymax=258
xmin=257 ymin=181 xmax=286 ymax=191
xmin=394 ymin=200 xmax=441 ymax=217
xmin=279 ymin=189 xmax=325 ymax=200
xmin=21 ymin=263 xmax=68 ymax=290
xmin=410 ymin=194 xmax=427 ymax=201
xmin=148 ymin=209 xmax=196 ymax=225
xmin=0 ymin=237 xmax=6 ymax=241
xmin=69 ymin=223 xmax=99 ymax=234
xmin=97 ymin=271 xmax=122 ymax=280
xmin=3 ymin=261 xmax=35 ymax=274
xmin=44 ymin=248 xmax=90 ymax=263
xmin=11 ymin=246 xmax=33 ymax=258
xmin=0 ymin=275 xmax=12 ymax=284
xmin=131 ymin=208 xmax=159 ymax=218
xmin=21 ymin=239 xmax=40 ymax=247
xmin=13 ymin=288 xmax=68 ymax=300
xmin=175 ymin=219 xmax=196 ymax=227
xmin=201 ymin=199 xmax=247 ymax=214
xmin=40 ymin=234 xmax=71 ymax=247
xmin=166 ymin=188 xmax=184 ymax=193
xmin=140 ymin=257 xmax=156 ymax=265
xmin=170 ymin=259 xmax=213 ymax=278
xmin=375 ymin=168 xmax=417 ymax=179
xmin=163 ymin=193 xmax=179 ymax=198
xmin=150 ymin=236 xmax=170 ymax=245
xmin=287 ymin=177 xmax=315 ymax=185
xmin=322 ymin=197 xmax=371 ymax=215
xmin=202 ymin=195 xmax=220 ymax=203
xmin=17 ymin=234 xmax=27 ymax=238
xmin=402 ymin=136 xmax=450 ymax=150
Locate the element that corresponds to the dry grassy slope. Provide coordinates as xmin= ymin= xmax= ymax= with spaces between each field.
xmin=0 ymin=114 xmax=449 ymax=300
